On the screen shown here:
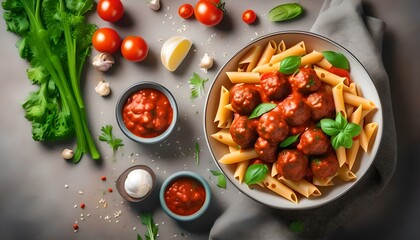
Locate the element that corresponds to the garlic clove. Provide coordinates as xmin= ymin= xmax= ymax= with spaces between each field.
xmin=92 ymin=53 xmax=115 ymax=72
xmin=147 ymin=0 xmax=160 ymax=11
xmin=200 ymin=53 xmax=214 ymax=73
xmin=62 ymin=148 xmax=74 ymax=160
xmin=95 ymin=80 xmax=111 ymax=96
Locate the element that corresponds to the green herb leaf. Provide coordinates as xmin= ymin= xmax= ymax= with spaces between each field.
xmin=320 ymin=112 xmax=361 ymax=149
xmin=249 ymin=103 xmax=277 ymax=119
xmin=322 ymin=51 xmax=350 ymax=70
xmin=279 ymin=56 xmax=301 ymax=74
xmin=279 ymin=134 xmax=300 ymax=148
xmin=194 ymin=142 xmax=200 ymax=165
xmin=139 ymin=212 xmax=158 ymax=240
xmin=289 ymin=221 xmax=304 ymax=233
xmin=320 ymin=118 xmax=340 ymax=136
xmin=244 ymin=164 xmax=269 ymax=185
xmin=211 ymin=170 xmax=227 ymax=189
xmin=99 ymin=125 xmax=124 ymax=152
xmin=268 ymin=3 xmax=303 ymax=22
xmin=189 ymin=72 xmax=208 ymax=99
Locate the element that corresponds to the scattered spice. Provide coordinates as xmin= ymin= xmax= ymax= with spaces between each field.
xmin=108 ymin=188 xmax=113 ymax=193
xmin=101 ymin=176 xmax=107 ymax=181
xmin=73 ymin=223 xmax=79 ymax=230
xmin=80 ymin=203 xmax=85 ymax=209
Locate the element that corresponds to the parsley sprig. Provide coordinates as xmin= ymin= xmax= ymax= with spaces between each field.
xmin=98 ymin=125 xmax=124 ymax=152
xmin=189 ymin=72 xmax=208 ymax=99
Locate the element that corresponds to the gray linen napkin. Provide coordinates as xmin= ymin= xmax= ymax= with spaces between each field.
xmin=209 ymin=0 xmax=397 ymax=239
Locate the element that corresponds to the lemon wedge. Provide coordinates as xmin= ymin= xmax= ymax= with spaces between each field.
xmin=161 ymin=36 xmax=193 ymax=72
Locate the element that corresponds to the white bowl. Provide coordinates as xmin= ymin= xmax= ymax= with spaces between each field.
xmin=203 ymin=31 xmax=383 ymax=210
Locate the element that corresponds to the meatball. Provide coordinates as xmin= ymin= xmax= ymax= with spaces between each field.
xmin=276 ymin=149 xmax=308 ymax=181
xmin=311 ymin=153 xmax=339 ymax=179
xmin=297 ymin=128 xmax=330 ymax=155
xmin=279 ymin=94 xmax=311 ymax=126
xmin=306 ymin=86 xmax=335 ymax=121
xmin=257 ymin=110 xmax=289 ymax=143
xmin=230 ymin=114 xmax=259 ymax=148
xmin=254 ymin=137 xmax=279 ymax=163
xmin=288 ymin=67 xmax=321 ymax=94
xmin=230 ymin=84 xmax=262 ymax=115
xmin=260 ymin=71 xmax=291 ymax=100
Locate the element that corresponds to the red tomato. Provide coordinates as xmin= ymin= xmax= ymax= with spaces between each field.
xmin=194 ymin=0 xmax=225 ymax=27
xmin=92 ymin=28 xmax=121 ymax=54
xmin=121 ymin=36 xmax=149 ymax=62
xmin=97 ymin=0 xmax=124 ymax=22
xmin=242 ymin=9 xmax=256 ymax=24
xmin=178 ymin=4 xmax=194 ymax=19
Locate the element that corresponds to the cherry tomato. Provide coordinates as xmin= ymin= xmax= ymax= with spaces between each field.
xmin=92 ymin=28 xmax=121 ymax=54
xmin=121 ymin=36 xmax=149 ymax=62
xmin=178 ymin=4 xmax=194 ymax=19
xmin=194 ymin=0 xmax=225 ymax=27
xmin=242 ymin=9 xmax=256 ymax=24
xmin=97 ymin=0 xmax=124 ymax=22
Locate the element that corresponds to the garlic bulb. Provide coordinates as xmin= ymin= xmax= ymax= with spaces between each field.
xmin=147 ymin=0 xmax=160 ymax=11
xmin=92 ymin=53 xmax=114 ymax=72
xmin=95 ymin=80 xmax=111 ymax=96
xmin=62 ymin=148 xmax=74 ymax=160
xmin=200 ymin=53 xmax=214 ymax=72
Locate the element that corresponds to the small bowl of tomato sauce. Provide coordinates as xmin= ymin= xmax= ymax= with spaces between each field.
xmin=116 ymin=81 xmax=178 ymax=144
xmin=159 ymin=171 xmax=211 ymax=221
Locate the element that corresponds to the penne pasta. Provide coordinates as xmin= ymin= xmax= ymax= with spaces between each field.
xmin=332 ymin=82 xmax=347 ymax=119
xmin=219 ymin=148 xmax=259 ymax=164
xmin=279 ymin=177 xmax=321 ymax=198
xmin=364 ymin=122 xmax=378 ymax=151
xmin=226 ymin=71 xmax=260 ymax=84
xmin=315 ymin=58 xmax=333 ymax=69
xmin=214 ymin=86 xmax=233 ymax=128
xmin=314 ymin=66 xmax=347 ymax=86
xmin=337 ymin=165 xmax=357 ymax=181
xmin=237 ymin=45 xmax=264 ymax=72
xmin=211 ymin=129 xmax=237 ymax=147
xmin=343 ymin=92 xmax=377 ymax=110
xmin=256 ymin=40 xmax=277 ymax=66
xmin=234 ymin=160 xmax=249 ymax=183
xmin=269 ymin=41 xmax=306 ymax=64
xmin=313 ymin=175 xmax=335 ymax=186
xmin=300 ymin=50 xmax=324 ymax=67
xmin=262 ymin=175 xmax=298 ymax=204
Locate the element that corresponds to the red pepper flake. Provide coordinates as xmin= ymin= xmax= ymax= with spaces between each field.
xmin=108 ymin=188 xmax=113 ymax=193
xmin=80 ymin=203 xmax=85 ymax=209
xmin=73 ymin=223 xmax=79 ymax=230
xmin=101 ymin=176 xmax=107 ymax=181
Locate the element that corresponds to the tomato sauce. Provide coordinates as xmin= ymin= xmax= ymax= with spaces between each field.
xmin=164 ymin=177 xmax=206 ymax=216
xmin=122 ymin=89 xmax=173 ymax=138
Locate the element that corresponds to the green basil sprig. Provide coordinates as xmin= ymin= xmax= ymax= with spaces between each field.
xmin=322 ymin=51 xmax=350 ymax=70
xmin=211 ymin=170 xmax=227 ymax=189
xmin=279 ymin=56 xmax=301 ymax=74
xmin=249 ymin=103 xmax=277 ymax=119
xmin=244 ymin=164 xmax=269 ymax=185
xmin=268 ymin=3 xmax=303 ymax=22
xmin=279 ymin=134 xmax=300 ymax=148
xmin=320 ymin=112 xmax=361 ymax=149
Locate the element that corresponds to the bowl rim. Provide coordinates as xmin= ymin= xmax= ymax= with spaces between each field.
xmin=203 ymin=30 xmax=384 ymax=210
xmin=116 ymin=165 xmax=156 ymax=202
xmin=115 ymin=81 xmax=178 ymax=144
xmin=159 ymin=171 xmax=211 ymax=221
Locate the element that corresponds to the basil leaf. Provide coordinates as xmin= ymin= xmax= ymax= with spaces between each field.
xmin=249 ymin=103 xmax=277 ymax=119
xmin=343 ymin=122 xmax=361 ymax=137
xmin=268 ymin=3 xmax=303 ymax=22
xmin=341 ymin=135 xmax=354 ymax=149
xmin=335 ymin=112 xmax=347 ymax=129
xmin=320 ymin=118 xmax=340 ymax=136
xmin=279 ymin=56 xmax=301 ymax=74
xmin=290 ymin=221 xmax=304 ymax=233
xmin=210 ymin=170 xmax=227 ymax=189
xmin=280 ymin=134 xmax=300 ymax=148
xmin=331 ymin=134 xmax=341 ymax=149
xmin=322 ymin=51 xmax=350 ymax=70
xmin=244 ymin=164 xmax=269 ymax=185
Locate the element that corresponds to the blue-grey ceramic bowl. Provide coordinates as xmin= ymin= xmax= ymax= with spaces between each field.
xmin=159 ymin=171 xmax=211 ymax=221
xmin=116 ymin=81 xmax=178 ymax=144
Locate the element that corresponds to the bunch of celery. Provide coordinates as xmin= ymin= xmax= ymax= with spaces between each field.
xmin=2 ymin=0 xmax=100 ymax=162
